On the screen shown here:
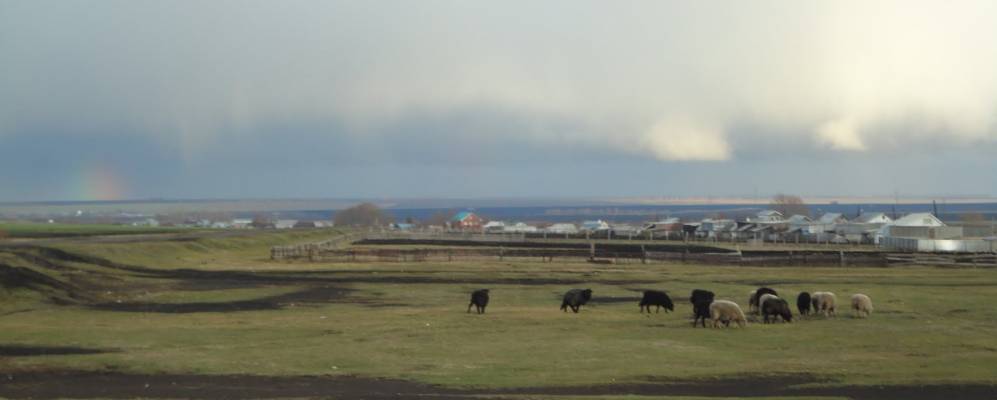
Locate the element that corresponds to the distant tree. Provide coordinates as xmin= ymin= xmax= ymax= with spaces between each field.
xmin=251 ymin=213 xmax=275 ymax=229
xmin=334 ymin=203 xmax=393 ymax=227
xmin=421 ymin=210 xmax=455 ymax=227
xmin=960 ymin=212 xmax=986 ymax=223
xmin=770 ymin=194 xmax=810 ymax=217
xmin=404 ymin=216 xmax=415 ymax=224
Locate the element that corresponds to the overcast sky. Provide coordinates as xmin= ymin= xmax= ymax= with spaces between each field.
xmin=2 ymin=1 xmax=997 ymax=201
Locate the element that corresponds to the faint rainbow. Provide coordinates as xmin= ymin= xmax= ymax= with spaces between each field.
xmin=70 ymin=162 xmax=128 ymax=201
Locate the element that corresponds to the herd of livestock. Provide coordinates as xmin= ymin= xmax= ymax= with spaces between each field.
xmin=467 ymin=287 xmax=874 ymax=327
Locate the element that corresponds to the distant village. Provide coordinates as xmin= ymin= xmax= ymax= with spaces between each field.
xmin=436 ymin=209 xmax=996 ymax=252
xmin=7 ymin=205 xmax=996 ymax=253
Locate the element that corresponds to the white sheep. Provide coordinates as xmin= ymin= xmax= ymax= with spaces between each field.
xmin=811 ymin=291 xmax=837 ymax=317
xmin=709 ymin=300 xmax=747 ymax=328
xmin=851 ymin=293 xmax=873 ymax=318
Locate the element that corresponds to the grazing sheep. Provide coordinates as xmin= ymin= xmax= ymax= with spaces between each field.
xmin=467 ymin=289 xmax=489 ymax=314
xmin=690 ymin=289 xmax=715 ymax=305
xmin=560 ymin=288 xmax=593 ymax=313
xmin=757 ymin=293 xmax=779 ymax=310
xmin=749 ymin=287 xmax=778 ymax=314
xmin=689 ymin=289 xmax=715 ymax=328
xmin=709 ymin=300 xmax=747 ymax=328
xmin=851 ymin=293 xmax=873 ymax=318
xmin=796 ymin=292 xmax=812 ymax=316
xmin=639 ymin=290 xmax=674 ymax=313
xmin=761 ymin=296 xmax=793 ymax=323
xmin=811 ymin=291 xmax=837 ymax=317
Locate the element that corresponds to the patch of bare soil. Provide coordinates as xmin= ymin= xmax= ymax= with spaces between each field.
xmin=91 ymin=286 xmax=354 ymax=313
xmin=0 ymin=370 xmax=473 ymax=399
xmin=0 ymin=345 xmax=113 ymax=357
xmin=498 ymin=375 xmax=997 ymax=399
xmin=1 ymin=370 xmax=994 ymax=399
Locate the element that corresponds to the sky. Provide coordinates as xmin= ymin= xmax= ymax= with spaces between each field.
xmin=2 ymin=0 xmax=997 ymax=202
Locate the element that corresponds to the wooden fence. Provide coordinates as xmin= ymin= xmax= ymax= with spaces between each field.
xmin=299 ymin=246 xmax=894 ymax=267
xmin=271 ymin=232 xmax=996 ymax=267
xmin=270 ymin=233 xmax=359 ymax=260
xmin=886 ymin=253 xmax=997 ymax=268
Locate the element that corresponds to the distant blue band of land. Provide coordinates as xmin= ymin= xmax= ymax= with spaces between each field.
xmin=4 ymin=200 xmax=995 ymax=223
xmin=382 ymin=203 xmax=997 ymax=223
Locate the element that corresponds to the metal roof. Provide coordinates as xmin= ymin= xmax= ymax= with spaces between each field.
xmin=892 ymin=213 xmax=945 ymax=227
xmin=451 ymin=211 xmax=475 ymax=222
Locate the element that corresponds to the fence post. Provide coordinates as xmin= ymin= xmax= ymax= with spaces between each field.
xmin=839 ymin=250 xmax=845 ymax=267
xmin=641 ymin=245 xmax=647 ymax=264
xmin=590 ymin=242 xmax=595 ymax=259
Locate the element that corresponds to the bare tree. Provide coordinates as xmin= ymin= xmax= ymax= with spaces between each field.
xmin=333 ymin=203 xmax=393 ymax=227
xmin=421 ymin=210 xmax=455 ymax=227
xmin=769 ymin=194 xmax=810 ymax=217
xmin=251 ymin=213 xmax=275 ymax=229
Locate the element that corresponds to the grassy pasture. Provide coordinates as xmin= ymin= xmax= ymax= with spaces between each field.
xmin=1 ymin=229 xmax=997 ymax=398
xmin=0 ymin=222 xmax=192 ymax=238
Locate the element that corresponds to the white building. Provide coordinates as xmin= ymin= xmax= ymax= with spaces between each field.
xmin=581 ymin=220 xmax=610 ymax=231
xmin=503 ymin=222 xmax=538 ymax=233
xmin=545 ymin=223 xmax=578 ymax=234
xmin=274 ymin=219 xmax=298 ymax=229
xmin=483 ymin=221 xmax=506 ymax=233
xmin=752 ymin=210 xmax=785 ymax=223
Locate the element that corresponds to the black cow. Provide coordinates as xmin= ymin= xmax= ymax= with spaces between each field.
xmin=749 ymin=287 xmax=778 ymax=312
xmin=762 ymin=296 xmax=793 ymax=323
xmin=797 ymin=292 xmax=812 ymax=316
xmin=689 ymin=289 xmax=715 ymax=328
xmin=639 ymin=290 xmax=674 ymax=313
xmin=560 ymin=289 xmax=593 ymax=313
xmin=467 ymin=289 xmax=490 ymax=314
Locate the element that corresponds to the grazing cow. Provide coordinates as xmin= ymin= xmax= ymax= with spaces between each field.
xmin=709 ymin=300 xmax=747 ymax=328
xmin=797 ymin=292 xmax=812 ymax=316
xmin=690 ymin=289 xmax=715 ymax=328
xmin=851 ymin=293 xmax=873 ymax=318
xmin=811 ymin=291 xmax=837 ymax=317
xmin=639 ymin=290 xmax=674 ymax=313
xmin=467 ymin=289 xmax=489 ymax=314
xmin=749 ymin=287 xmax=778 ymax=314
xmin=560 ymin=289 xmax=593 ymax=313
xmin=761 ymin=296 xmax=793 ymax=323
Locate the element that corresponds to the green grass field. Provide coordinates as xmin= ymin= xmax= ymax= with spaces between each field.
xmin=0 ymin=222 xmax=193 ymax=238
xmin=2 ymin=229 xmax=996 ymax=398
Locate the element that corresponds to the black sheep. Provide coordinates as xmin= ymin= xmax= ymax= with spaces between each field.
xmin=467 ymin=289 xmax=490 ymax=314
xmin=639 ymin=290 xmax=674 ymax=313
xmin=560 ymin=289 xmax=593 ymax=313
xmin=689 ymin=289 xmax=715 ymax=305
xmin=761 ymin=296 xmax=793 ymax=323
xmin=689 ymin=289 xmax=715 ymax=328
xmin=797 ymin=292 xmax=812 ymax=316
xmin=749 ymin=287 xmax=778 ymax=312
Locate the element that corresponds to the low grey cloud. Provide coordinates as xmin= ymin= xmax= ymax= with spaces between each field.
xmin=2 ymin=1 xmax=996 ymax=200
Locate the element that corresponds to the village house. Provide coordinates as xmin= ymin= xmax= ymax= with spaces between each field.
xmin=544 ymin=223 xmax=578 ymax=234
xmin=449 ymin=211 xmax=484 ymax=231
xmin=836 ymin=212 xmax=893 ymax=243
xmin=581 ymin=220 xmax=610 ymax=231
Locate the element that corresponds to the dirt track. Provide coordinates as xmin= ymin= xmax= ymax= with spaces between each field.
xmin=1 ymin=370 xmax=995 ymax=399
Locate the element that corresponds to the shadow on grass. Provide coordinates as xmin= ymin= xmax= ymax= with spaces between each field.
xmin=0 ymin=345 xmax=114 ymax=357
xmin=2 ymin=370 xmax=996 ymax=399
